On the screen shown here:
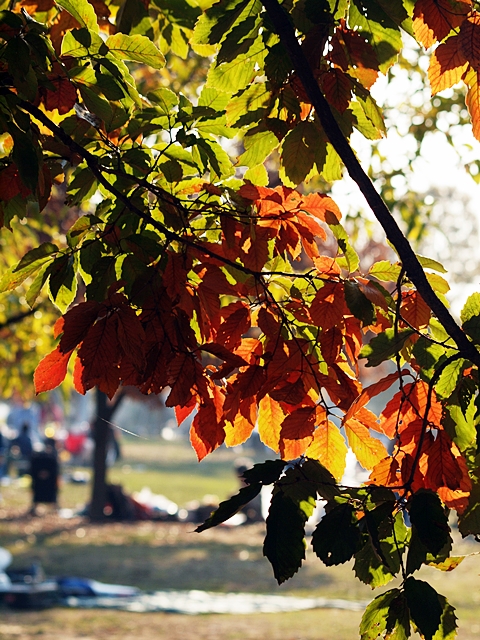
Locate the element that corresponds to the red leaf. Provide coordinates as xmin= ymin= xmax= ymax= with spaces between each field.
xmin=0 ymin=164 xmax=30 ymax=201
xmin=116 ymin=303 xmax=146 ymax=371
xmin=58 ymin=301 xmax=101 ymax=353
xmin=76 ymin=315 xmax=121 ymax=399
xmin=321 ymin=68 xmax=352 ymax=112
xmin=34 ymin=346 xmax=72 ymax=394
xmin=215 ymin=302 xmax=251 ymax=350
xmin=44 ymin=74 xmax=78 ymax=115
xmin=280 ymin=406 xmax=317 ymax=440
xmin=459 ymin=13 xmax=480 ymax=68
xmin=319 ymin=326 xmax=343 ymax=364
xmin=73 ymin=355 xmax=86 ymax=395
xmin=166 ymin=353 xmax=197 ymax=408
xmin=200 ymin=342 xmax=248 ymax=368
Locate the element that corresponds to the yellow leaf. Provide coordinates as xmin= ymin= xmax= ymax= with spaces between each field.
xmin=344 ymin=418 xmax=388 ymax=470
xmin=306 ymin=419 xmax=348 ymax=481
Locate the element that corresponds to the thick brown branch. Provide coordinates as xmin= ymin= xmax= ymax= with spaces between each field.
xmin=261 ymin=0 xmax=480 ymax=368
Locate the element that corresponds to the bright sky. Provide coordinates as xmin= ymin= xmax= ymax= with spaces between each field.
xmin=331 ymin=43 xmax=480 ymax=318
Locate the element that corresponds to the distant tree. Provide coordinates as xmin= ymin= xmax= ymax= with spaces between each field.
xmin=2 ymin=0 xmax=480 ymax=636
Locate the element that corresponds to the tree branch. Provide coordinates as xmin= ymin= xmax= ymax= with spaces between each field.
xmin=261 ymin=0 xmax=480 ymax=368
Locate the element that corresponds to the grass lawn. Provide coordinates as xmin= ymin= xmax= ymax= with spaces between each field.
xmin=0 ymin=438 xmax=479 ymax=639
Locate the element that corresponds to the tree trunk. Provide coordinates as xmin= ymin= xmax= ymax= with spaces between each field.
xmin=89 ymin=388 xmax=123 ymax=522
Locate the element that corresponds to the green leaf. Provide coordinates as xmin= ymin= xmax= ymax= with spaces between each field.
xmin=458 ymin=480 xmax=480 ymax=536
xmin=404 ymin=577 xmax=443 ymax=640
xmin=322 ymin=142 xmax=343 ymax=182
xmin=368 ymin=260 xmax=402 ymax=282
xmin=425 ymin=272 xmax=450 ymax=295
xmin=411 ymin=337 xmax=448 ymax=382
xmin=0 ymin=242 xmax=58 ymax=292
xmin=48 ymin=254 xmax=77 ymax=313
xmin=237 ymin=129 xmax=279 ymax=168
xmin=354 ymin=538 xmax=396 ymax=587
xmin=67 ymin=214 xmax=102 ymax=249
xmin=196 ymin=483 xmax=262 ymax=532
xmin=416 ymin=255 xmax=447 ymax=274
xmin=360 ymin=328 xmax=414 ymax=367
xmin=349 ymin=0 xmax=402 ymax=73
xmin=360 ymin=589 xmax=405 ymax=640
xmin=106 ymin=33 xmax=166 ymax=69
xmin=344 ymin=280 xmax=375 ymax=325
xmin=329 ymin=223 xmax=360 ymax=272
xmin=226 ymin=83 xmax=270 ymax=126
xmin=9 ymin=125 xmax=39 ymax=193
xmin=312 ymin=503 xmax=361 ymax=566
xmin=148 ymin=87 xmax=179 ymax=114
xmin=206 ymin=35 xmax=265 ymax=93
xmin=61 ymin=28 xmax=108 ymax=57
xmin=25 ymin=262 xmax=53 ymax=308
xmin=408 ymin=491 xmax=451 ymax=557
xmin=57 ymin=0 xmax=98 ymax=32
xmin=279 ymin=122 xmax=316 ymax=187
xmin=445 ymin=394 xmax=476 ymax=451
xmin=263 ymin=490 xmax=308 ymax=584
xmin=242 ymin=459 xmax=287 ymax=485
xmin=435 ymin=358 xmax=465 ymax=398
xmin=433 ymin=595 xmax=458 ymax=640
xmin=461 ymin=292 xmax=480 ymax=343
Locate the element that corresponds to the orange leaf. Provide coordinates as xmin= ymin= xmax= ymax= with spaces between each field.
xmin=224 ymin=397 xmax=256 ymax=447
xmin=465 ymin=68 xmax=480 ymax=141
xmin=306 ymin=418 xmax=348 ymax=481
xmin=413 ymin=0 xmax=471 ymax=48
xmin=345 ymin=370 xmax=408 ymax=422
xmin=313 ymin=255 xmax=341 ymax=276
xmin=429 ymin=35 xmax=469 ymax=94
xmin=301 ymin=193 xmax=342 ymax=223
xmin=401 ymin=291 xmax=431 ymax=329
xmin=190 ymin=401 xmax=225 ymax=461
xmin=309 ymin=282 xmax=346 ymax=330
xmin=175 ymin=397 xmax=196 ymax=427
xmin=258 ymin=394 xmax=285 ymax=452
xmin=368 ymin=456 xmax=401 ymax=487
xmin=344 ymin=418 xmax=388 ymax=470
xmin=34 ymin=346 xmax=72 ymax=394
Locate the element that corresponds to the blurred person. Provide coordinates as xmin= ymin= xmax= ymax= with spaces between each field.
xmin=8 ymin=423 xmax=33 ymax=477
xmin=29 ymin=438 xmax=60 ymax=516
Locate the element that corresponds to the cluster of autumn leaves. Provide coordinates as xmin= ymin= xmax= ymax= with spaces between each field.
xmin=33 ymin=183 xmax=472 ymax=516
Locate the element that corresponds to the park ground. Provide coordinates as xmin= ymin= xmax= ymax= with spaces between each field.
xmin=0 ymin=439 xmax=479 ymax=640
